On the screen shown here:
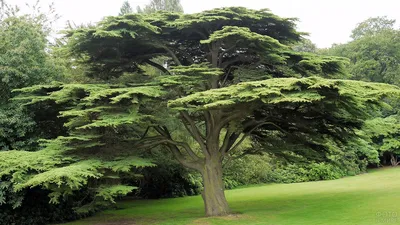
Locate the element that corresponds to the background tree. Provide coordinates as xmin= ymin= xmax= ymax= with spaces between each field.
xmin=363 ymin=116 xmax=400 ymax=166
xmin=351 ymin=16 xmax=396 ymax=40
xmin=0 ymin=2 xmax=84 ymax=224
xmin=292 ymin=38 xmax=317 ymax=53
xmin=119 ymin=1 xmax=133 ymax=16
xmin=322 ymin=16 xmax=400 ymax=168
xmin=322 ymin=18 xmax=400 ymax=85
xmin=0 ymin=0 xmax=63 ymax=151
xmin=2 ymin=7 xmax=399 ymax=217
xmin=137 ymin=0 xmax=183 ymax=14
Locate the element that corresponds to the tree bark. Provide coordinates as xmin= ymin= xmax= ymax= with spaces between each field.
xmin=390 ymin=153 xmax=399 ymax=166
xmin=201 ymin=158 xmax=231 ymax=216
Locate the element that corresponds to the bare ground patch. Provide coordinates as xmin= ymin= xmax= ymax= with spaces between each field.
xmin=76 ymin=218 xmax=157 ymax=225
xmin=190 ymin=213 xmax=250 ymax=224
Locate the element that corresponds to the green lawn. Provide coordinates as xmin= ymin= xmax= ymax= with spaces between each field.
xmin=64 ymin=167 xmax=400 ymax=225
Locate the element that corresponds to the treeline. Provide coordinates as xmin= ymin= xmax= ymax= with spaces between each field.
xmin=320 ymin=16 xmax=400 ymax=166
xmin=0 ymin=0 xmax=399 ymax=224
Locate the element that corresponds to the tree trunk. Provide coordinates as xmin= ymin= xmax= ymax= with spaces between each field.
xmin=201 ymin=158 xmax=231 ymax=216
xmin=390 ymin=153 xmax=399 ymax=166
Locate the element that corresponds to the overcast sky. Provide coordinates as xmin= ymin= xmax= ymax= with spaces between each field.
xmin=11 ymin=0 xmax=400 ymax=48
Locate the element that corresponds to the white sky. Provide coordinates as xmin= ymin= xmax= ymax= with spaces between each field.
xmin=10 ymin=0 xmax=400 ymax=48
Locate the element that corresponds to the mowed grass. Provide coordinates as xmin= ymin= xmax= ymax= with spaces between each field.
xmin=64 ymin=167 xmax=400 ymax=225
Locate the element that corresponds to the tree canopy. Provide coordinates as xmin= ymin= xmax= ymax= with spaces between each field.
xmin=351 ymin=16 xmax=396 ymax=40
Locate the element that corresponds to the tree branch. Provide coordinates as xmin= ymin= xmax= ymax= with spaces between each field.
xmin=218 ymin=40 xmax=243 ymax=68
xmin=154 ymin=126 xmax=169 ymax=137
xmin=180 ymin=111 xmax=208 ymax=155
xmin=140 ymin=126 xmax=151 ymax=140
xmin=144 ymin=59 xmax=170 ymax=75
xmin=147 ymin=126 xmax=203 ymax=164
xmin=228 ymin=122 xmax=284 ymax=154
xmin=161 ymin=45 xmax=182 ymax=66
xmin=220 ymin=66 xmax=239 ymax=87
xmin=166 ymin=144 xmax=203 ymax=171
xmin=219 ymin=128 xmax=240 ymax=154
xmin=216 ymin=111 xmax=245 ymax=133
xmin=133 ymin=129 xmax=203 ymax=169
xmin=132 ymin=136 xmax=169 ymax=149
xmin=204 ymin=111 xmax=212 ymax=139
xmin=222 ymin=152 xmax=249 ymax=168
xmin=164 ymin=139 xmax=200 ymax=161
xmin=223 ymin=40 xmax=242 ymax=53
xmin=221 ymin=57 xmax=241 ymax=69
xmin=220 ymin=55 xmax=257 ymax=69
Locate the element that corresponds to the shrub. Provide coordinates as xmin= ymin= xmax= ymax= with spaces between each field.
xmin=0 ymin=187 xmax=90 ymax=225
xmin=223 ymin=154 xmax=273 ymax=189
xmin=131 ymin=149 xmax=202 ymax=199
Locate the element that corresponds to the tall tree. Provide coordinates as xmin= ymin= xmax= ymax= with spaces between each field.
xmin=351 ymin=16 xmax=396 ymax=40
xmin=292 ymin=38 xmax=317 ymax=53
xmin=2 ymin=8 xmax=399 ymax=217
xmin=322 ymin=17 xmax=400 ymax=168
xmin=137 ymin=0 xmax=183 ymax=14
xmin=119 ymin=1 xmax=133 ymax=16
xmin=0 ymin=1 xmax=63 ymax=151
xmin=322 ymin=18 xmax=400 ymax=85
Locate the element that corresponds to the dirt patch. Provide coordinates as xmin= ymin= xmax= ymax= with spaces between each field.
xmin=217 ymin=214 xmax=249 ymax=220
xmin=191 ymin=213 xmax=250 ymax=224
xmin=83 ymin=218 xmax=158 ymax=225
xmin=89 ymin=219 xmax=138 ymax=225
xmin=191 ymin=219 xmax=211 ymax=225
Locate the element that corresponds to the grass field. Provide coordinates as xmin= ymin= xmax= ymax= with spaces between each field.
xmin=64 ymin=167 xmax=400 ymax=225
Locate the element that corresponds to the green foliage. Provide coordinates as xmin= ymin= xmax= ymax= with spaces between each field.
xmin=351 ymin=16 xmax=396 ymax=40
xmin=268 ymin=163 xmax=347 ymax=183
xmin=0 ymin=188 xmax=90 ymax=225
xmin=64 ymin=7 xmax=304 ymax=81
xmin=18 ymin=161 xmax=103 ymax=192
xmin=223 ymin=154 xmax=273 ymax=189
xmin=0 ymin=104 xmax=37 ymax=151
xmin=292 ymin=38 xmax=317 ymax=53
xmin=322 ymin=18 xmax=400 ymax=85
xmin=363 ymin=116 xmax=400 ymax=166
xmin=169 ymin=77 xmax=396 ymax=111
xmin=132 ymin=149 xmax=203 ymax=198
xmin=1 ymin=83 xmax=161 ymax=212
xmin=0 ymin=16 xmax=62 ymax=100
xmin=224 ymin=150 xmax=369 ymax=187
xmin=96 ymin=185 xmax=136 ymax=203
xmin=200 ymin=26 xmax=287 ymax=64
xmin=0 ymin=7 xmax=64 ymax=152
xmin=0 ymin=147 xmax=155 ymax=211
xmin=320 ymin=17 xmax=400 ymax=167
